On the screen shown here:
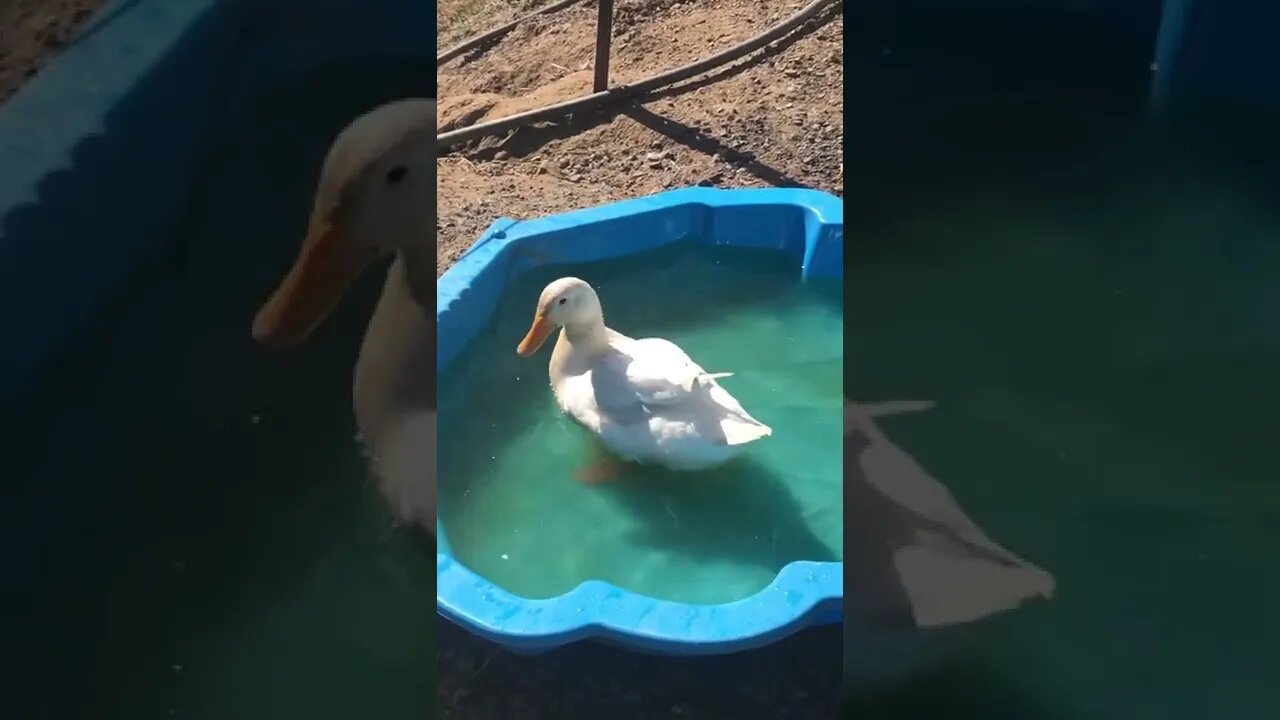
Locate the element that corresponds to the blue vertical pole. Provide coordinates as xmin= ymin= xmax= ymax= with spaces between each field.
xmin=1150 ymin=0 xmax=1198 ymax=114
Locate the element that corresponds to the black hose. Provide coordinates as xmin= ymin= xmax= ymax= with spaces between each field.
xmin=437 ymin=0 xmax=840 ymax=151
xmin=437 ymin=0 xmax=586 ymax=64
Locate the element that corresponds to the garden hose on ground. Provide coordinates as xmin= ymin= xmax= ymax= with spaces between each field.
xmin=437 ymin=0 xmax=587 ymax=65
xmin=437 ymin=0 xmax=841 ymax=151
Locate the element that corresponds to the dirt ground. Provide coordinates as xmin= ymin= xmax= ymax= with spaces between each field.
xmin=436 ymin=0 xmax=843 ymax=273
xmin=0 ymin=0 xmax=105 ymax=103
xmin=436 ymin=0 xmax=844 ymax=717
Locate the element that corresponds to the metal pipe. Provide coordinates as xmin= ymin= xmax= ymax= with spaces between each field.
xmin=437 ymin=0 xmax=585 ymax=64
xmin=593 ymin=0 xmax=615 ymax=92
xmin=438 ymin=0 xmax=839 ymax=150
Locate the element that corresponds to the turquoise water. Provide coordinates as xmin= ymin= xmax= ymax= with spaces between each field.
xmin=842 ymin=13 xmax=1280 ymax=712
xmin=842 ymin=3 xmax=1280 ymax=713
xmin=438 ymin=244 xmax=843 ymax=605
xmin=1 ymin=62 xmax=436 ymax=718
xmin=846 ymin=132 xmax=1280 ymax=717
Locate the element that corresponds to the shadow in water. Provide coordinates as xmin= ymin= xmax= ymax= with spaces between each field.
xmin=601 ymin=454 xmax=837 ymax=573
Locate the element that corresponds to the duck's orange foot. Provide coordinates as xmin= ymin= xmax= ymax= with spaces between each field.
xmin=574 ymin=455 xmax=625 ymax=485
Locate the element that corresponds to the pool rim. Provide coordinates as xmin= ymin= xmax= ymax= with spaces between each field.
xmin=436 ymin=186 xmax=844 ymax=655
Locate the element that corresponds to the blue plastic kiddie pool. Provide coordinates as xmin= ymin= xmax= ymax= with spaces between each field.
xmin=436 ymin=187 xmax=843 ymax=655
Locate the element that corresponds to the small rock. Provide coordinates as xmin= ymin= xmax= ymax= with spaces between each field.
xmin=494 ymin=150 xmax=509 ymax=160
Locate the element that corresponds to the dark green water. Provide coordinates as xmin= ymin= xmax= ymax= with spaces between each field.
xmin=844 ymin=4 xmax=1280 ymax=717
xmin=1 ymin=61 xmax=435 ymax=719
xmin=438 ymin=244 xmax=842 ymax=605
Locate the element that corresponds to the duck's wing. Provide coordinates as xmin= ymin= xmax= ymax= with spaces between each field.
xmin=610 ymin=338 xmax=770 ymax=445
xmin=619 ymin=338 xmax=713 ymax=406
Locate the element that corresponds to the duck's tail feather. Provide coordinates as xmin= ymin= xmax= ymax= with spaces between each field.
xmin=680 ymin=371 xmax=734 ymax=393
xmin=720 ymin=416 xmax=772 ymax=445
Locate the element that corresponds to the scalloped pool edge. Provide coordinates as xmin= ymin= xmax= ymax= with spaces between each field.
xmin=436 ymin=187 xmax=844 ymax=655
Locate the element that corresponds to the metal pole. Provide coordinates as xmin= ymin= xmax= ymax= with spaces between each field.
xmin=593 ymin=0 xmax=614 ymax=92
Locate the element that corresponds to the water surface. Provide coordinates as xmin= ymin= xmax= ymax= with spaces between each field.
xmin=439 ymin=243 xmax=843 ymax=605
xmin=843 ymin=5 xmax=1280 ymax=714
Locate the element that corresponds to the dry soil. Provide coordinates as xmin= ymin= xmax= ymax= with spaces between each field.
xmin=436 ymin=0 xmax=844 ymax=273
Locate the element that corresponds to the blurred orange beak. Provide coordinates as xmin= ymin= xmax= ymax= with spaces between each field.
xmin=516 ymin=313 xmax=553 ymax=356
xmin=252 ymin=222 xmax=372 ymax=349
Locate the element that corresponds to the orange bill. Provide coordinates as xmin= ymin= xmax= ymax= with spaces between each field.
xmin=252 ymin=223 xmax=370 ymax=349
xmin=516 ymin=313 xmax=553 ymax=356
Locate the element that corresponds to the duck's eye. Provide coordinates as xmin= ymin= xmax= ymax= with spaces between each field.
xmin=557 ymin=297 xmax=568 ymax=306
xmin=385 ymin=165 xmax=408 ymax=185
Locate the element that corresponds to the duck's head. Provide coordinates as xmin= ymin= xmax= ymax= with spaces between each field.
xmin=252 ymin=98 xmax=437 ymax=348
xmin=516 ymin=276 xmax=602 ymax=356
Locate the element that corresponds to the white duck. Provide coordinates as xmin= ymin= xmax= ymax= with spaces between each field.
xmin=516 ymin=277 xmax=772 ymax=482
xmin=252 ymin=99 xmax=438 ymax=533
